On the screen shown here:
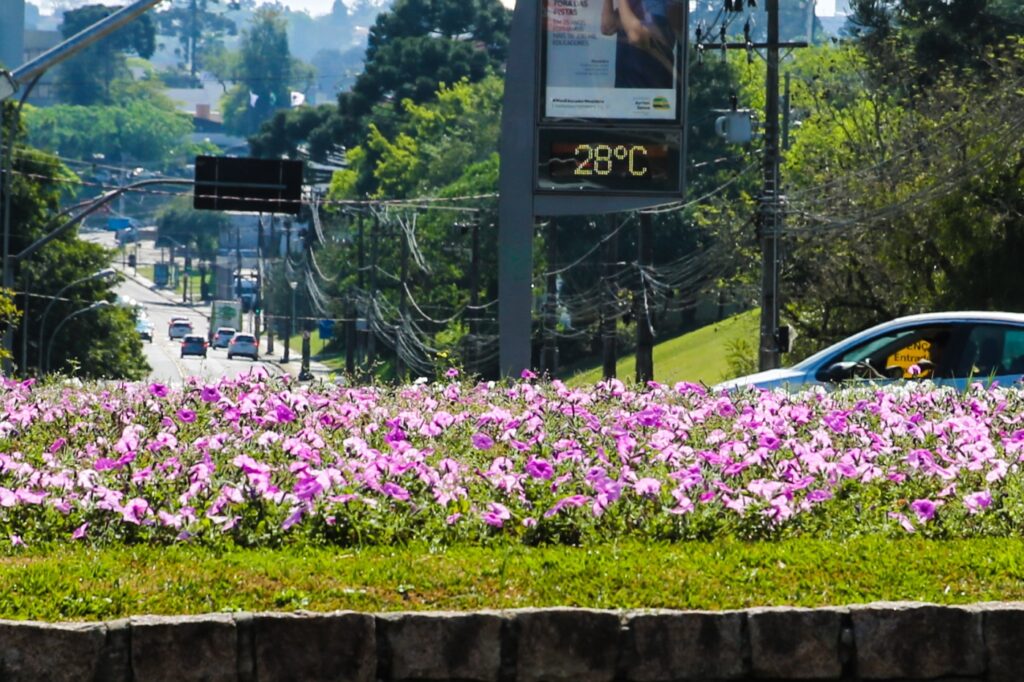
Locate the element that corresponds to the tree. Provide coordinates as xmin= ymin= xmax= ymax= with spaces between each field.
xmin=249 ymin=0 xmax=511 ymax=162
xmin=220 ymin=7 xmax=295 ymax=136
xmin=768 ymin=42 xmax=1024 ymax=357
xmin=56 ymin=4 xmax=156 ymax=105
xmin=154 ymin=196 xmax=229 ymax=261
xmin=25 ymin=100 xmax=194 ymax=167
xmin=3 ymin=102 xmax=149 ymax=379
xmin=154 ymin=0 xmax=239 ymax=84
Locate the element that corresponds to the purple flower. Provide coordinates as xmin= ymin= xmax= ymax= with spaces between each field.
xmin=910 ymin=499 xmax=940 ymax=523
xmin=122 ymin=498 xmax=150 ymax=525
xmin=275 ymin=404 xmax=296 ymax=423
xmin=634 ymin=478 xmax=662 ymax=496
xmin=72 ymin=523 xmax=88 ymax=540
xmin=525 ymin=458 xmax=554 ymax=480
xmin=445 ymin=368 xmax=460 ymax=378
xmin=176 ymin=409 xmax=196 ymax=423
xmin=964 ymin=491 xmax=992 ymax=514
xmin=520 ymin=369 xmax=537 ymax=380
xmin=382 ymin=482 xmax=410 ymax=502
xmin=10 ymin=535 xmax=24 ymax=547
xmin=200 ymin=386 xmax=221 ymax=403
xmin=472 ymin=432 xmax=494 ymax=451
xmin=148 ymin=383 xmax=169 ymax=398
xmin=482 ymin=502 xmax=511 ymax=528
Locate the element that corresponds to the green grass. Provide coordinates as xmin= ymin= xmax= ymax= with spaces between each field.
xmin=566 ymin=309 xmax=760 ymax=387
xmin=1 ymin=538 xmax=1022 ymax=621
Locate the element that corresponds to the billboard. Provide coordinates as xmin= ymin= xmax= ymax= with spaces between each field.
xmin=543 ymin=0 xmax=683 ymax=121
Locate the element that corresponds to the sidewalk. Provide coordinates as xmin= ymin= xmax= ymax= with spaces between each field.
xmin=118 ymin=264 xmax=334 ymax=382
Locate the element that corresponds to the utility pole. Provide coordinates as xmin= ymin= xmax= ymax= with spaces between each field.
xmin=602 ymin=216 xmax=618 ymax=380
xmin=468 ymin=219 xmax=481 ymax=375
xmin=700 ymin=0 xmax=806 ymax=372
xmin=396 ymin=223 xmax=409 ymax=381
xmin=367 ymin=214 xmax=378 ymax=364
xmin=265 ymin=215 xmax=274 ymax=355
xmin=541 ymin=220 xmax=557 ymax=375
xmin=635 ymin=212 xmax=654 ymax=383
xmin=344 ymin=212 xmax=358 ymax=375
xmin=758 ymin=0 xmax=783 ymax=371
xmin=189 ymin=0 xmax=199 ymax=83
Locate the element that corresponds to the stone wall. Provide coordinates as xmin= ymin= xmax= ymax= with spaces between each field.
xmin=2 ymin=602 xmax=1022 ymax=681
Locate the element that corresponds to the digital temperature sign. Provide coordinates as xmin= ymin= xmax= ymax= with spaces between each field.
xmin=536 ymin=128 xmax=681 ymax=195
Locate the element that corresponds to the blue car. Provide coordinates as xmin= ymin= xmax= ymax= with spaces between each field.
xmin=715 ymin=311 xmax=1024 ymax=392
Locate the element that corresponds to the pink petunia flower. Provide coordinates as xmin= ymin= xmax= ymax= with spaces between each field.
xmin=71 ymin=523 xmax=88 ymax=540
xmin=176 ymin=409 xmax=196 ymax=423
xmin=634 ymin=478 xmax=662 ymax=496
xmin=910 ymin=498 xmax=941 ymax=523
xmin=472 ymin=433 xmax=494 ymax=451
xmin=964 ymin=491 xmax=992 ymax=514
xmin=148 ymin=383 xmax=169 ymax=398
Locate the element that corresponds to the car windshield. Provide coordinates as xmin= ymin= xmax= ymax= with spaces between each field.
xmin=234 ymin=335 xmax=254 ymax=343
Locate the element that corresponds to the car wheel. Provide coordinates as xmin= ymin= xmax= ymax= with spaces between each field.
xmin=180 ymin=353 xmax=185 ymax=358
xmin=228 ymin=354 xmax=233 ymax=360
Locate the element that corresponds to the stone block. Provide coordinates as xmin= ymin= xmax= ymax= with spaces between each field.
xmin=96 ymin=618 xmax=132 ymax=682
xmin=851 ymin=602 xmax=983 ymax=679
xmin=380 ymin=611 xmax=504 ymax=681
xmin=748 ymin=607 xmax=844 ymax=679
xmin=513 ymin=608 xmax=621 ymax=682
xmin=252 ymin=611 xmax=376 ymax=682
xmin=0 ymin=620 xmax=108 ymax=681
xmin=131 ymin=613 xmax=237 ymax=682
xmin=622 ymin=609 xmax=747 ymax=681
xmin=978 ymin=602 xmax=1024 ymax=682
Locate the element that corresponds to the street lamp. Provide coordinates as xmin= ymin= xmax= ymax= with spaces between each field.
xmin=38 ymin=268 xmax=116 ymax=372
xmin=45 ymin=300 xmax=111 ymax=374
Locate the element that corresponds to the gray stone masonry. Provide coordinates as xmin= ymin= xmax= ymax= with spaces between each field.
xmin=3 ymin=602 xmax=1024 ymax=680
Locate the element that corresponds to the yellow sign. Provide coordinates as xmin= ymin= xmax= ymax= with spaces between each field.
xmin=886 ymin=339 xmax=932 ymax=378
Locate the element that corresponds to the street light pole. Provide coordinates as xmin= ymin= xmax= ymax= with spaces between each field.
xmin=0 ymin=0 xmax=166 ymax=375
xmin=38 ymin=268 xmax=116 ymax=372
xmin=45 ymin=300 xmax=111 ymax=374
xmin=284 ymin=280 xmax=297 ymax=363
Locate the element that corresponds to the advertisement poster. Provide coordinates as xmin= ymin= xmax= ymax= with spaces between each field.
xmin=544 ymin=0 xmax=682 ymax=120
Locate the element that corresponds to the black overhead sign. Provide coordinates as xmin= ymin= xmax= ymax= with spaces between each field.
xmin=193 ymin=155 xmax=303 ymax=214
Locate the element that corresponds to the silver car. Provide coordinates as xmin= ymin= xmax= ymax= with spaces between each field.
xmin=227 ymin=333 xmax=258 ymax=361
xmin=715 ymin=311 xmax=1024 ymax=392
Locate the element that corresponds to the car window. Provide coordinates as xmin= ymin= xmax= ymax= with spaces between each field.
xmin=951 ymin=324 xmax=1024 ymax=378
xmin=829 ymin=325 xmax=956 ymax=380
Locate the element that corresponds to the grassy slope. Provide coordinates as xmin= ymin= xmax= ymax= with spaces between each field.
xmin=566 ymin=308 xmax=760 ymax=387
xmin=3 ymin=538 xmax=1023 ymax=621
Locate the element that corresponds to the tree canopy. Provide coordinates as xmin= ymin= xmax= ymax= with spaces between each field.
xmin=56 ymin=4 xmax=156 ymax=106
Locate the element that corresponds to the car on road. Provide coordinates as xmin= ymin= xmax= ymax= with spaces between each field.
xmin=227 ymin=333 xmax=258 ymax=361
xmin=212 ymin=327 xmax=237 ymax=349
xmin=715 ymin=311 xmax=1024 ymax=392
xmin=135 ymin=318 xmax=154 ymax=342
xmin=169 ymin=320 xmax=193 ymax=340
xmin=180 ymin=335 xmax=208 ymax=358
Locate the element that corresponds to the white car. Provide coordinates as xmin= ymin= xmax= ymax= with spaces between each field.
xmin=227 ymin=333 xmax=259 ymax=361
xmin=715 ymin=311 xmax=1024 ymax=392
xmin=168 ymin=320 xmax=193 ymax=340
xmin=212 ymin=327 xmax=236 ymax=349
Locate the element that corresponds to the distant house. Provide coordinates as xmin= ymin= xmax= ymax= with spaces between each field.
xmin=166 ymin=77 xmax=247 ymax=153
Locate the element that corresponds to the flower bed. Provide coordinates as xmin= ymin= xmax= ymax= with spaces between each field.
xmin=0 ymin=369 xmax=1021 ymax=547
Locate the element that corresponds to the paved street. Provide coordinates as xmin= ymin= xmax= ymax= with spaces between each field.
xmin=83 ymin=229 xmax=333 ymax=385
xmin=115 ymin=273 xmax=280 ymax=384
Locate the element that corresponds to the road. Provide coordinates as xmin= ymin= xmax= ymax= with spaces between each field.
xmin=84 ymin=230 xmax=281 ymax=384
xmin=118 ymin=274 xmax=279 ymax=384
